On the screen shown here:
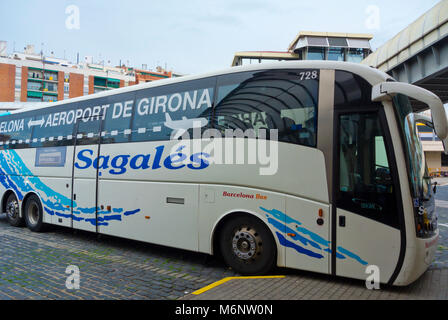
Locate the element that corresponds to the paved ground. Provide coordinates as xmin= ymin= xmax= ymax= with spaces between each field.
xmin=0 ymin=217 xmax=237 ymax=299
xmin=182 ymin=268 xmax=448 ymax=300
xmin=432 ymin=183 xmax=448 ymax=269
xmin=432 ymin=176 xmax=448 ymax=187
xmin=183 ymin=184 xmax=448 ymax=300
xmin=0 ymin=185 xmax=447 ymax=300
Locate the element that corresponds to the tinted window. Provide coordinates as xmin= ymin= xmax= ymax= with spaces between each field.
xmin=25 ymin=97 xmax=110 ymax=148
xmin=0 ymin=104 xmax=81 ymax=149
xmin=132 ymin=77 xmax=215 ymax=142
xmin=0 ymin=113 xmax=33 ymax=149
xmin=213 ymin=70 xmax=319 ymax=147
xmin=337 ymin=112 xmax=399 ymax=228
xmin=75 ymin=115 xmax=102 ymax=146
xmin=1 ymin=69 xmax=321 ymax=149
xmin=442 ymin=153 xmax=448 ymax=167
xmin=101 ymin=92 xmax=135 ymax=144
xmin=30 ymin=105 xmax=76 ymax=148
xmin=334 ymin=71 xmax=372 ymax=109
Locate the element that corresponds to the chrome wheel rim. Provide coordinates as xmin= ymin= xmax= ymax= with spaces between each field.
xmin=6 ymin=198 xmax=19 ymax=220
xmin=232 ymin=226 xmax=262 ymax=261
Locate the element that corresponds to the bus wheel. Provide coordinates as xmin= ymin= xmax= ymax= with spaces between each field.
xmin=5 ymin=193 xmax=24 ymax=227
xmin=219 ymin=215 xmax=276 ymax=275
xmin=24 ymin=195 xmax=45 ymax=232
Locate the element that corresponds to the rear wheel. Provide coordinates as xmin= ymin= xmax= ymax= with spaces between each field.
xmin=5 ymin=193 xmax=24 ymax=227
xmin=219 ymin=215 xmax=276 ymax=275
xmin=24 ymin=195 xmax=45 ymax=232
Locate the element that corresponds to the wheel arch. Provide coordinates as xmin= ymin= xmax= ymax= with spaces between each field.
xmin=2 ymin=189 xmax=21 ymax=215
xmin=21 ymin=191 xmax=44 ymax=215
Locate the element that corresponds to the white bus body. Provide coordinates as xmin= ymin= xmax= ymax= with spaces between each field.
xmin=0 ymin=61 xmax=443 ymax=286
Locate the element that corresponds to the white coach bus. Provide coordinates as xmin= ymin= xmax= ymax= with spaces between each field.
xmin=0 ymin=61 xmax=444 ymax=286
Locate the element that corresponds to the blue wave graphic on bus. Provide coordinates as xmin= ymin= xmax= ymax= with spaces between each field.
xmin=260 ymin=207 xmax=368 ymax=265
xmin=0 ymin=150 xmax=141 ymax=226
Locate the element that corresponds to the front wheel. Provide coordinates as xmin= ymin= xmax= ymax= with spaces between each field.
xmin=219 ymin=215 xmax=276 ymax=275
xmin=24 ymin=195 xmax=45 ymax=232
xmin=6 ymin=193 xmax=24 ymax=227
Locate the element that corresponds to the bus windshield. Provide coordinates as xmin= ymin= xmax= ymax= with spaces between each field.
xmin=393 ymin=94 xmax=431 ymax=200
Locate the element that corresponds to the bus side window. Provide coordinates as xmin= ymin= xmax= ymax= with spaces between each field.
xmin=213 ymin=70 xmax=319 ymax=147
xmin=101 ymin=92 xmax=135 ymax=144
xmin=337 ymin=112 xmax=398 ymax=228
xmin=0 ymin=134 xmax=8 ymax=147
xmin=30 ymin=105 xmax=76 ymax=148
xmin=131 ymin=77 xmax=215 ymax=143
xmin=1 ymin=114 xmax=33 ymax=149
xmin=334 ymin=70 xmax=372 ymax=109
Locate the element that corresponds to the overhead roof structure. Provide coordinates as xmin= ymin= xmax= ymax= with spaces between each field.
xmin=362 ymin=0 xmax=448 ymax=109
xmin=287 ymin=31 xmax=373 ymax=52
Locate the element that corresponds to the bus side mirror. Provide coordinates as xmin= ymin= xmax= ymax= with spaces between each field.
xmin=372 ymin=82 xmax=448 ymax=145
xmin=433 ymin=181 xmax=438 ymax=194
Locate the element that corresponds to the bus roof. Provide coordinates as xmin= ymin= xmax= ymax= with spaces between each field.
xmin=8 ymin=61 xmax=392 ymax=116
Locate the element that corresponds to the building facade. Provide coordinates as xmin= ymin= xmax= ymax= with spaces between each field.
xmin=0 ymin=47 xmax=174 ymax=104
xmin=231 ymin=31 xmax=373 ymax=66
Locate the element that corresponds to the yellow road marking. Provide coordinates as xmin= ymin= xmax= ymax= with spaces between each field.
xmin=192 ymin=275 xmax=285 ymax=295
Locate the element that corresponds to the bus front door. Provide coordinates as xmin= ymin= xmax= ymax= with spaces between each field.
xmin=332 ymin=109 xmax=402 ymax=283
xmin=71 ymin=115 xmax=102 ymax=232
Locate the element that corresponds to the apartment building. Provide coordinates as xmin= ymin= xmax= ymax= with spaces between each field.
xmin=0 ymin=44 xmax=173 ymax=104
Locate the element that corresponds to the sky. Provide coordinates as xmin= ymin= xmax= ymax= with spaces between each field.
xmin=0 ymin=0 xmax=440 ymax=75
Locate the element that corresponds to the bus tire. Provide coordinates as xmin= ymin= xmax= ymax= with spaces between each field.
xmin=5 ymin=193 xmax=24 ymax=227
xmin=219 ymin=215 xmax=276 ymax=275
xmin=24 ymin=194 xmax=45 ymax=232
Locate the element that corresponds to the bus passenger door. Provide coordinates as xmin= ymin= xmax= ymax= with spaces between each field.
xmin=332 ymin=109 xmax=403 ymax=283
xmin=71 ymin=115 xmax=102 ymax=232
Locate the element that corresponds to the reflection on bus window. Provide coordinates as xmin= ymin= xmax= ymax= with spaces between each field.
xmin=338 ymin=112 xmax=399 ymax=228
xmin=213 ymin=70 xmax=319 ymax=147
xmin=132 ymin=77 xmax=214 ymax=142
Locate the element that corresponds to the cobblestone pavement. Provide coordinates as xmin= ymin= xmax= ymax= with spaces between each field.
xmin=0 ymin=215 xmax=237 ymax=300
xmin=1 ymin=186 xmax=447 ymax=300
